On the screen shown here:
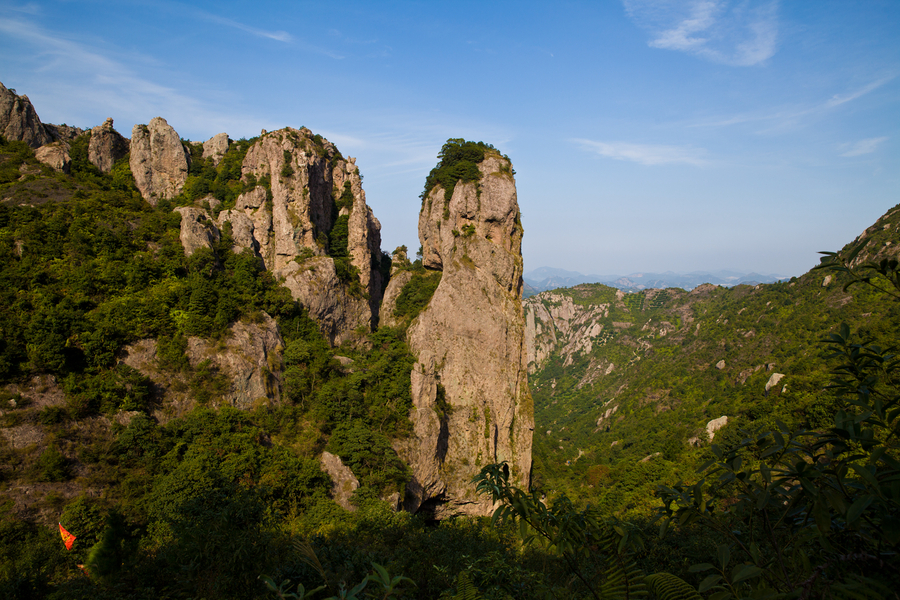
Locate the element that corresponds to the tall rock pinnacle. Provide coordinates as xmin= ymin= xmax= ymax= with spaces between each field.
xmin=396 ymin=143 xmax=533 ymax=518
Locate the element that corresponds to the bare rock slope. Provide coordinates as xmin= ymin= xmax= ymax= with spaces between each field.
xmin=396 ymin=152 xmax=533 ymax=518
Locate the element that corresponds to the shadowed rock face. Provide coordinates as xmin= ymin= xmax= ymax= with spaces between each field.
xmin=88 ymin=118 xmax=129 ymax=173
xmin=130 ymin=117 xmax=191 ymax=205
xmin=0 ymin=82 xmax=53 ymax=148
xmin=396 ymin=153 xmax=533 ymax=519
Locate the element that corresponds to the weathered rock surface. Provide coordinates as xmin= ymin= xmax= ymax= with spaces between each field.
xmin=43 ymin=123 xmax=84 ymax=142
xmin=130 ymin=117 xmax=191 ymax=204
xmin=378 ymin=270 xmax=414 ymax=329
xmin=396 ymin=153 xmax=533 ymax=518
xmin=0 ymin=82 xmax=53 ymax=148
xmin=35 ymin=141 xmax=71 ymax=173
xmin=88 ymin=118 xmax=129 ymax=173
xmin=120 ymin=313 xmax=284 ymax=419
xmin=706 ymin=416 xmax=729 ymax=441
xmin=173 ymin=207 xmax=221 ymax=256
xmin=170 ymin=127 xmax=385 ymax=345
xmin=765 ymin=372 xmax=785 ymax=392
xmin=320 ymin=451 xmax=360 ymax=511
xmin=202 ymin=133 xmax=230 ymax=166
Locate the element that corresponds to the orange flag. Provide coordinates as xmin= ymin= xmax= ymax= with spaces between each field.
xmin=59 ymin=523 xmax=76 ymax=550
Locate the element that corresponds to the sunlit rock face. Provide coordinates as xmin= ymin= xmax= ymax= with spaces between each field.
xmin=130 ymin=117 xmax=192 ymax=205
xmin=397 ymin=152 xmax=533 ymax=519
xmin=171 ymin=127 xmax=385 ymax=346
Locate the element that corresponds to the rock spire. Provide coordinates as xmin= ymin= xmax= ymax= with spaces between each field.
xmin=396 ymin=146 xmax=533 ymax=518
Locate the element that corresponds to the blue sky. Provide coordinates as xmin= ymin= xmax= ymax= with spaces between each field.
xmin=1 ymin=0 xmax=897 ymax=277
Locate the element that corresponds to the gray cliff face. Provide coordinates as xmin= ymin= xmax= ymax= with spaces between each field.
xmin=173 ymin=127 xmax=385 ymax=346
xmin=88 ymin=118 xmax=129 ymax=173
xmin=129 ymin=117 xmax=191 ymax=204
xmin=0 ymin=82 xmax=53 ymax=148
xmin=396 ymin=153 xmax=533 ymax=518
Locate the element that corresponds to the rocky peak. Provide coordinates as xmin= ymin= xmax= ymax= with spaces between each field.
xmin=173 ymin=127 xmax=385 ymax=345
xmin=202 ymin=132 xmax=230 ymax=166
xmin=88 ymin=117 xmax=129 ymax=173
xmin=396 ymin=144 xmax=532 ymax=518
xmin=129 ymin=117 xmax=191 ymax=205
xmin=0 ymin=81 xmax=54 ymax=148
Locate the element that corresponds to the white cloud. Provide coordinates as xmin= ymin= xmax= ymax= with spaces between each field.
xmin=840 ymin=137 xmax=888 ymax=157
xmin=623 ymin=0 xmax=779 ymax=66
xmin=572 ymin=138 xmax=708 ymax=166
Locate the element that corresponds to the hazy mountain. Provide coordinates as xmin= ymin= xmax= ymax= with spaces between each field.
xmin=523 ymin=266 xmax=788 ymax=294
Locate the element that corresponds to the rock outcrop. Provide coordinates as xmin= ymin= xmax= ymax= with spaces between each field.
xmin=202 ymin=133 xmax=230 ymax=166
xmin=130 ymin=117 xmax=191 ymax=204
xmin=120 ymin=313 xmax=284 ymax=419
xmin=0 ymin=82 xmax=53 ymax=148
xmin=171 ymin=127 xmax=385 ymax=345
xmin=320 ymin=451 xmax=360 ymax=511
xmin=88 ymin=118 xmax=129 ymax=173
xmin=396 ymin=152 xmax=533 ymax=518
xmin=35 ymin=141 xmax=71 ymax=173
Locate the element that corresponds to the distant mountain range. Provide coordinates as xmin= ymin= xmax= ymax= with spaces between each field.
xmin=523 ymin=266 xmax=789 ymax=296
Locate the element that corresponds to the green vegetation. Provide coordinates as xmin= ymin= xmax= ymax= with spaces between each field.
xmin=420 ymin=138 xmax=496 ymax=203
xmin=392 ymin=269 xmax=442 ymax=324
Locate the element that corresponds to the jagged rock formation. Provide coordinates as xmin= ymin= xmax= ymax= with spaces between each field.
xmin=130 ymin=117 xmax=191 ymax=204
xmin=88 ymin=118 xmax=129 ymax=173
xmin=172 ymin=127 xmax=385 ymax=345
xmin=120 ymin=313 xmax=284 ymax=419
xmin=34 ymin=141 xmax=71 ymax=173
xmin=396 ymin=152 xmax=533 ymax=518
xmin=0 ymin=82 xmax=54 ymax=148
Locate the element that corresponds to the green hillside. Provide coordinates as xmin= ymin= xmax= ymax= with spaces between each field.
xmin=528 ymin=207 xmax=900 ymax=514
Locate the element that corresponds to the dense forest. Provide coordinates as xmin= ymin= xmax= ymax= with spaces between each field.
xmin=1 ymin=132 xmax=899 ymax=599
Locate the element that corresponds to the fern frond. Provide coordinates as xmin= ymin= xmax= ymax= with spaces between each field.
xmin=644 ymin=573 xmax=703 ymax=600
xmin=451 ymin=571 xmax=483 ymax=600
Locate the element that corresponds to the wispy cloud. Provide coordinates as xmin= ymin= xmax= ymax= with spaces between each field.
xmin=173 ymin=3 xmax=344 ymax=58
xmin=572 ymin=138 xmax=708 ymax=166
xmin=840 ymin=137 xmax=888 ymax=157
xmin=0 ymin=16 xmax=268 ymax=135
xmin=623 ymin=0 xmax=779 ymax=66
xmin=5 ymin=2 xmax=41 ymax=15
xmin=191 ymin=9 xmax=292 ymax=43
xmin=688 ymin=76 xmax=896 ymax=131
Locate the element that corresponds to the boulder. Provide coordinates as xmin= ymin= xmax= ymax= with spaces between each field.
xmin=88 ymin=118 xmax=129 ymax=173
xmin=120 ymin=313 xmax=284 ymax=418
xmin=35 ymin=141 xmax=71 ymax=173
xmin=129 ymin=117 xmax=191 ymax=204
xmin=706 ymin=416 xmax=729 ymax=441
xmin=765 ymin=373 xmax=785 ymax=393
xmin=320 ymin=451 xmax=359 ymax=511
